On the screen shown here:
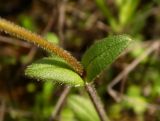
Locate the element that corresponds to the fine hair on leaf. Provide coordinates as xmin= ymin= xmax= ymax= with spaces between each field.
xmin=82 ymin=35 xmax=132 ymax=81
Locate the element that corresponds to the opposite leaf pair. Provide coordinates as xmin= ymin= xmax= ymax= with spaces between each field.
xmin=0 ymin=17 xmax=132 ymax=86
xmin=25 ymin=35 xmax=132 ymax=86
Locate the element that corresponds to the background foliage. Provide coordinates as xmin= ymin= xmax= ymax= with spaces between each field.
xmin=0 ymin=0 xmax=160 ymax=121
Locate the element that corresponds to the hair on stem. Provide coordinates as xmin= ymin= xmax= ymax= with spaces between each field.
xmin=0 ymin=17 xmax=84 ymax=75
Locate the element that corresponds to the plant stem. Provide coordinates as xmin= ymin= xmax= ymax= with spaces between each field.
xmin=85 ymin=83 xmax=110 ymax=121
xmin=0 ymin=18 xmax=83 ymax=75
xmin=50 ymin=86 xmax=71 ymax=121
xmin=0 ymin=99 xmax=6 ymax=121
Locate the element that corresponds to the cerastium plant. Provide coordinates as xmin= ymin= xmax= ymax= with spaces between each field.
xmin=0 ymin=17 xmax=132 ymax=121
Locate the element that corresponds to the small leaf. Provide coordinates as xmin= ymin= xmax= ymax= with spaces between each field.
xmin=68 ymin=95 xmax=100 ymax=121
xmin=44 ymin=32 xmax=59 ymax=44
xmin=82 ymin=35 xmax=132 ymax=81
xmin=25 ymin=56 xmax=84 ymax=86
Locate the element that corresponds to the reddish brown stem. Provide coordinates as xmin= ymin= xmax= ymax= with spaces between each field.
xmin=0 ymin=18 xmax=83 ymax=75
xmin=85 ymin=83 xmax=110 ymax=121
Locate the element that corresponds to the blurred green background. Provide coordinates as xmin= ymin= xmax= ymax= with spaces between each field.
xmin=0 ymin=0 xmax=160 ymax=121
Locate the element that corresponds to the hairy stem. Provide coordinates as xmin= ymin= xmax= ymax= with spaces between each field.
xmin=0 ymin=17 xmax=83 ymax=75
xmin=85 ymin=83 xmax=110 ymax=121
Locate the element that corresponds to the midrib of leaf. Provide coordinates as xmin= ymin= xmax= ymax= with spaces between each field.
xmin=87 ymin=41 xmax=124 ymax=72
xmin=82 ymin=35 xmax=132 ymax=81
xmin=83 ymin=39 xmax=125 ymax=68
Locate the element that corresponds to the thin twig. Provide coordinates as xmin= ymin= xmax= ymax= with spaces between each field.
xmin=0 ymin=97 xmax=32 ymax=118
xmin=0 ymin=99 xmax=6 ymax=121
xmin=138 ymin=51 xmax=158 ymax=82
xmin=85 ymin=83 xmax=110 ymax=121
xmin=119 ymin=75 xmax=127 ymax=98
xmin=25 ymin=5 xmax=58 ymax=65
xmin=107 ymin=41 xmax=160 ymax=102
xmin=58 ymin=0 xmax=68 ymax=46
xmin=122 ymin=95 xmax=160 ymax=111
xmin=0 ymin=17 xmax=83 ymax=75
xmin=42 ymin=2 xmax=72 ymax=120
xmin=50 ymin=86 xmax=71 ymax=121
xmin=25 ymin=47 xmax=37 ymax=64
xmin=0 ymin=35 xmax=31 ymax=48
xmin=7 ymin=107 xmax=33 ymax=118
xmin=42 ymin=7 xmax=57 ymax=35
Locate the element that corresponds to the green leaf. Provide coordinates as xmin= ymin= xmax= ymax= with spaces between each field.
xmin=95 ymin=0 xmax=117 ymax=30
xmin=18 ymin=15 xmax=37 ymax=31
xmin=82 ymin=35 xmax=132 ymax=81
xmin=68 ymin=95 xmax=100 ymax=121
xmin=44 ymin=32 xmax=59 ymax=44
xmin=61 ymin=108 xmax=74 ymax=121
xmin=119 ymin=0 xmax=140 ymax=26
xmin=25 ymin=56 xmax=84 ymax=86
xmin=42 ymin=81 xmax=55 ymax=102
